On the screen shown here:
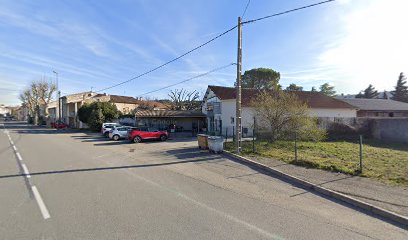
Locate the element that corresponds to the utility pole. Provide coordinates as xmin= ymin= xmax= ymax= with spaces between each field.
xmin=235 ymin=17 xmax=242 ymax=154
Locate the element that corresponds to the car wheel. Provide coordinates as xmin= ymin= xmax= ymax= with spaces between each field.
xmin=113 ymin=135 xmax=120 ymax=141
xmin=160 ymin=135 xmax=168 ymax=141
xmin=133 ymin=136 xmax=142 ymax=143
xmin=104 ymin=132 xmax=109 ymax=137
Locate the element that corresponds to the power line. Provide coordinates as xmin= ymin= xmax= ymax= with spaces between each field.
xmin=137 ymin=63 xmax=236 ymax=97
xmin=241 ymin=0 xmax=251 ymax=19
xmin=95 ymin=0 xmax=334 ymax=94
xmin=243 ymin=0 xmax=335 ymax=25
xmin=95 ymin=26 xmax=238 ymax=93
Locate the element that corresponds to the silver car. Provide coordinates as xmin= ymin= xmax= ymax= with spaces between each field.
xmin=108 ymin=126 xmax=132 ymax=141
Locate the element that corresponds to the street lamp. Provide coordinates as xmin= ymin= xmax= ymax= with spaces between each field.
xmin=53 ymin=71 xmax=61 ymax=122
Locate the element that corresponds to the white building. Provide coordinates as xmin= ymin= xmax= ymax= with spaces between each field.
xmin=0 ymin=104 xmax=11 ymax=115
xmin=202 ymin=86 xmax=357 ymax=136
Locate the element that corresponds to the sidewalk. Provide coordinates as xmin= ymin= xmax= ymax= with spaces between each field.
xmin=245 ymin=155 xmax=408 ymax=217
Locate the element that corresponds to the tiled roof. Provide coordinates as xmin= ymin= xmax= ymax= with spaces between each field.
xmin=207 ymin=86 xmax=354 ymax=109
xmin=92 ymin=94 xmax=167 ymax=109
xmin=339 ymin=99 xmax=408 ymax=111
xmin=135 ymin=110 xmax=206 ymax=118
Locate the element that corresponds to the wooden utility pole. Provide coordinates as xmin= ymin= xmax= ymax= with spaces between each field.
xmin=235 ymin=17 xmax=242 ymax=153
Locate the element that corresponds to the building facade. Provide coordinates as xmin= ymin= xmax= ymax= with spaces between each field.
xmin=202 ymin=86 xmax=357 ymax=136
xmin=339 ymin=98 xmax=408 ymax=117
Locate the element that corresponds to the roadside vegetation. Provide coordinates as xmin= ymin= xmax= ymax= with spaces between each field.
xmin=226 ymin=140 xmax=408 ymax=186
xmin=78 ymin=102 xmax=120 ymax=131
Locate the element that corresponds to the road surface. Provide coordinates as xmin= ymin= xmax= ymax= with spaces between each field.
xmin=0 ymin=122 xmax=406 ymax=239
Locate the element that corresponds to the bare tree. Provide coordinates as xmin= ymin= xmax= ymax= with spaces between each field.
xmin=251 ymin=89 xmax=325 ymax=141
xmin=19 ymin=80 xmax=56 ymax=124
xmin=168 ymin=88 xmax=200 ymax=110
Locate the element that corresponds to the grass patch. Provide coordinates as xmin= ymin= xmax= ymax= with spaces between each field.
xmin=225 ymin=139 xmax=408 ymax=186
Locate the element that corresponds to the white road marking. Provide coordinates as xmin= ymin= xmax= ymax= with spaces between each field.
xmin=31 ymin=186 xmax=51 ymax=220
xmin=12 ymin=145 xmax=17 ymax=151
xmin=21 ymin=164 xmax=31 ymax=178
xmin=16 ymin=152 xmax=23 ymax=161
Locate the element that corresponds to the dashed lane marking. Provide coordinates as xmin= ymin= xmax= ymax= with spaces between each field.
xmin=21 ymin=164 xmax=31 ymax=178
xmin=16 ymin=152 xmax=23 ymax=161
xmin=32 ymin=186 xmax=51 ymax=220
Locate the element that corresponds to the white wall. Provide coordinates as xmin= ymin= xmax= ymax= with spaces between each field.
xmin=217 ymin=103 xmax=356 ymax=137
xmin=220 ymin=100 xmax=254 ymax=137
xmin=308 ymin=108 xmax=357 ymax=118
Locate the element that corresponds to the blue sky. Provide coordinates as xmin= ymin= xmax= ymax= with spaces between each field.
xmin=1 ymin=0 xmax=407 ymax=105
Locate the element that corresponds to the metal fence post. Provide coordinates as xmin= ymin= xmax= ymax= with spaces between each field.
xmin=359 ymin=135 xmax=363 ymax=173
xmin=253 ymin=117 xmax=256 ymax=153
xmin=232 ymin=125 xmax=235 ymax=142
xmin=294 ymin=132 xmax=298 ymax=161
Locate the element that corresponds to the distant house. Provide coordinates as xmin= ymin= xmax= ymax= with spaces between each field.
xmin=202 ymin=86 xmax=357 ymax=136
xmin=339 ymin=98 xmax=408 ymax=117
xmin=91 ymin=94 xmax=167 ymax=114
xmin=336 ymin=91 xmax=394 ymax=100
xmin=0 ymin=104 xmax=11 ymax=115
xmin=47 ymin=92 xmax=168 ymax=128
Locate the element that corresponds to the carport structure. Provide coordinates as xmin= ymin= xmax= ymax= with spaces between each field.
xmin=135 ymin=110 xmax=206 ymax=134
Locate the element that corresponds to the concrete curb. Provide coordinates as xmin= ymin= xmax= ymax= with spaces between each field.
xmin=223 ymin=151 xmax=408 ymax=227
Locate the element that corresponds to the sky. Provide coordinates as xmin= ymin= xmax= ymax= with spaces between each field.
xmin=0 ymin=0 xmax=407 ymax=105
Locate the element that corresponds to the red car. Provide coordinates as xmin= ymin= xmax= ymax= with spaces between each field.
xmin=51 ymin=121 xmax=68 ymax=129
xmin=128 ymin=127 xmax=168 ymax=143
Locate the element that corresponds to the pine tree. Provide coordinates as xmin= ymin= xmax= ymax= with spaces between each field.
xmin=356 ymin=84 xmax=378 ymax=98
xmin=392 ymin=72 xmax=408 ymax=103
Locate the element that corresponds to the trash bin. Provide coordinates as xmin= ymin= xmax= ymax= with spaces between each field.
xmin=208 ymin=136 xmax=224 ymax=153
xmin=197 ymin=134 xmax=209 ymax=150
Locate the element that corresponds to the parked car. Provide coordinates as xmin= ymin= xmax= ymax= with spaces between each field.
xmin=51 ymin=121 xmax=68 ymax=129
xmin=101 ymin=123 xmax=121 ymax=137
xmin=108 ymin=126 xmax=133 ymax=141
xmin=4 ymin=116 xmax=14 ymax=121
xmin=128 ymin=127 xmax=168 ymax=143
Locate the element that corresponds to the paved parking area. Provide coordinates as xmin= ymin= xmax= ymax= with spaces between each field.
xmin=1 ymin=122 xmax=407 ymax=239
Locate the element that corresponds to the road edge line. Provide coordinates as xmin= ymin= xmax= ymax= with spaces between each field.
xmin=223 ymin=151 xmax=408 ymax=227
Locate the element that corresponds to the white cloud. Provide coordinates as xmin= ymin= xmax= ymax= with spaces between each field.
xmin=0 ymin=8 xmax=110 ymax=57
xmin=319 ymin=0 xmax=408 ymax=93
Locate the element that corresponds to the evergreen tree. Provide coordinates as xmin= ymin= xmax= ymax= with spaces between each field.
xmin=355 ymin=91 xmax=364 ymax=98
xmin=285 ymin=83 xmax=303 ymax=91
xmin=392 ymin=72 xmax=408 ymax=103
xmin=240 ymin=68 xmax=280 ymax=90
xmin=319 ymin=83 xmax=336 ymax=96
xmin=88 ymin=105 xmax=105 ymax=131
xmin=356 ymin=84 xmax=378 ymax=98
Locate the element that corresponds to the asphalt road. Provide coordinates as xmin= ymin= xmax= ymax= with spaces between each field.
xmin=0 ymin=121 xmax=406 ymax=240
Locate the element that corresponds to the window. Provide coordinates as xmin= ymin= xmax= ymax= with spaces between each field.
xmin=231 ymin=117 xmax=234 ymax=124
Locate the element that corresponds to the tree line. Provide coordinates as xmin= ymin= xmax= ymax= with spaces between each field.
xmin=239 ymin=68 xmax=337 ymax=97
xmin=355 ymin=73 xmax=408 ymax=102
